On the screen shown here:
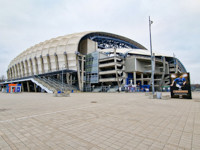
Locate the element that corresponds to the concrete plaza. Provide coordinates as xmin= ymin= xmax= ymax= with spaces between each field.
xmin=0 ymin=92 xmax=200 ymax=150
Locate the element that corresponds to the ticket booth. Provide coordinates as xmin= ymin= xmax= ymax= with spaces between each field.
xmin=6 ymin=84 xmax=22 ymax=93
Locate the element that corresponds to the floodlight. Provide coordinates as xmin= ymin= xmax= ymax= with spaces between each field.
xmin=182 ymin=73 xmax=188 ymax=77
xmin=171 ymin=74 xmax=176 ymax=78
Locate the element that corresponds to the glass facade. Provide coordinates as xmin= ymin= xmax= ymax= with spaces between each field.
xmin=85 ymin=51 xmax=99 ymax=84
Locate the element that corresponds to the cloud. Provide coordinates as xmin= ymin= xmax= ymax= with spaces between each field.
xmin=0 ymin=0 xmax=199 ymax=83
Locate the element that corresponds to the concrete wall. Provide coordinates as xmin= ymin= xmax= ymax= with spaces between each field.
xmin=125 ymin=56 xmax=167 ymax=73
xmin=79 ymin=39 xmax=97 ymax=55
xmin=125 ymin=57 xmax=136 ymax=72
xmin=87 ymin=39 xmax=97 ymax=54
xmin=136 ymin=60 xmax=150 ymax=72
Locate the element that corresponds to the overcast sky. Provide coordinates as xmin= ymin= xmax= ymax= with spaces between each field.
xmin=0 ymin=0 xmax=200 ymax=83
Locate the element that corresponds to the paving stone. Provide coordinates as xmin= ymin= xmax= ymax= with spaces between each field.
xmin=0 ymin=92 xmax=199 ymax=150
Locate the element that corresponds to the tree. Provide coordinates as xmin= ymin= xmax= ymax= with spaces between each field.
xmin=0 ymin=75 xmax=6 ymax=82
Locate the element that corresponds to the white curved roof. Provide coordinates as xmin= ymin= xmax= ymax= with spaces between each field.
xmin=8 ymin=31 xmax=91 ymax=69
xmin=8 ymin=31 xmax=147 ymax=70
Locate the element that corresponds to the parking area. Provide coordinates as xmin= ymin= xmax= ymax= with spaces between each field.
xmin=0 ymin=92 xmax=200 ymax=150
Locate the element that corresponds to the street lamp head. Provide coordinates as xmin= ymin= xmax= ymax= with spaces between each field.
xmin=75 ymin=51 xmax=80 ymax=55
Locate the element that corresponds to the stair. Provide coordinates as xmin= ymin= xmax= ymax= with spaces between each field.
xmin=34 ymin=76 xmax=77 ymax=93
xmin=31 ymin=78 xmax=55 ymax=93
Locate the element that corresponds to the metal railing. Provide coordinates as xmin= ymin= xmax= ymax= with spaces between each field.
xmin=34 ymin=76 xmax=76 ymax=92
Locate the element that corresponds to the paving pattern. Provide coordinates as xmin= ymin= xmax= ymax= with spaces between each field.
xmin=0 ymin=92 xmax=200 ymax=150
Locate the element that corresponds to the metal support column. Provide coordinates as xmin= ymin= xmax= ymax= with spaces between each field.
xmin=34 ymin=83 xmax=37 ymax=92
xmin=27 ymin=81 xmax=30 ymax=92
xmin=70 ymin=74 xmax=73 ymax=85
xmin=141 ymin=73 xmax=144 ymax=85
xmin=114 ymin=48 xmax=120 ymax=88
xmin=76 ymin=55 xmax=81 ymax=91
xmin=66 ymin=73 xmax=69 ymax=84
xmin=81 ymin=56 xmax=84 ymax=91
xmin=175 ymin=59 xmax=178 ymax=73
xmin=21 ymin=82 xmax=24 ymax=92
xmin=133 ymin=72 xmax=136 ymax=86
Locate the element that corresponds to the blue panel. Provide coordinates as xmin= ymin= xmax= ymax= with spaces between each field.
xmin=128 ymin=73 xmax=133 ymax=78
xmin=7 ymin=87 xmax=9 ymax=93
xmin=126 ymin=78 xmax=129 ymax=85
xmin=16 ymin=87 xmax=21 ymax=92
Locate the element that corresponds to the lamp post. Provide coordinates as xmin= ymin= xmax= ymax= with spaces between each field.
xmin=149 ymin=16 xmax=155 ymax=95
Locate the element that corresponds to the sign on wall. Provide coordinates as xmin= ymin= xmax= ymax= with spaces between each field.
xmin=170 ymin=73 xmax=192 ymax=99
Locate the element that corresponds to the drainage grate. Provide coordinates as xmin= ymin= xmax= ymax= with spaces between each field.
xmin=0 ymin=109 xmax=9 ymax=112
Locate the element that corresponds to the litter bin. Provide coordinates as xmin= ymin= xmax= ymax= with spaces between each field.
xmin=156 ymin=92 xmax=162 ymax=99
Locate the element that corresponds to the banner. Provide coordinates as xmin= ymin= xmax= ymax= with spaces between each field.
xmin=170 ymin=73 xmax=192 ymax=99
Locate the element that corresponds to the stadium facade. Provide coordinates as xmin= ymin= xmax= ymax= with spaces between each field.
xmin=3 ymin=31 xmax=187 ymax=93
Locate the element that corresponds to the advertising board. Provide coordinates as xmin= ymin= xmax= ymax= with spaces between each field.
xmin=170 ymin=73 xmax=192 ymax=99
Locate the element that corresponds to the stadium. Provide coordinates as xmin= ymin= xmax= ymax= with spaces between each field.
xmin=2 ymin=31 xmax=187 ymax=93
